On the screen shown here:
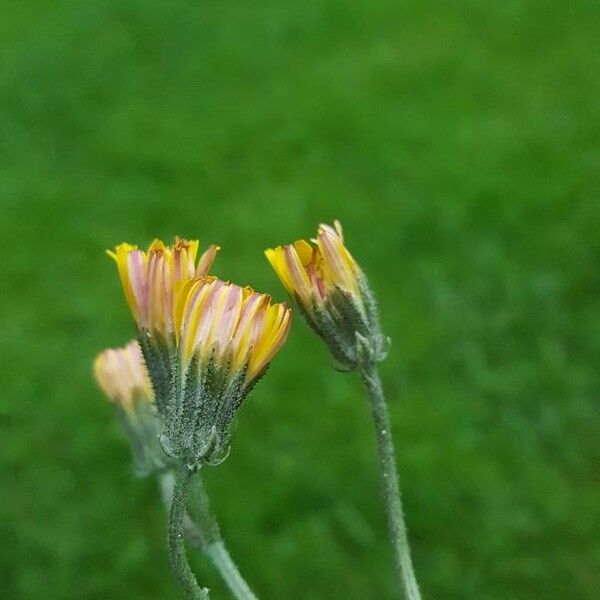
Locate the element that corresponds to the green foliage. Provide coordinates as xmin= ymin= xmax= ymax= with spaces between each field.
xmin=0 ymin=0 xmax=597 ymax=598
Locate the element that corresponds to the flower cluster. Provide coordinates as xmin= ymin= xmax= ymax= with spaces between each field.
xmin=92 ymin=223 xmax=409 ymax=600
xmin=265 ymin=220 xmax=387 ymax=369
xmin=103 ymin=237 xmax=291 ymax=468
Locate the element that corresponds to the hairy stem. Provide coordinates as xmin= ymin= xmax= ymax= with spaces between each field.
xmin=360 ymin=362 xmax=422 ymax=600
xmin=161 ymin=471 xmax=258 ymax=600
xmin=189 ymin=475 xmax=259 ymax=600
xmin=205 ymin=540 xmax=258 ymax=600
xmin=168 ymin=465 xmax=210 ymax=600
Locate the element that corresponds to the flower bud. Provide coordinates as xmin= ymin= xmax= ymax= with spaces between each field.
xmin=265 ymin=220 xmax=387 ymax=369
xmin=93 ymin=341 xmax=171 ymax=476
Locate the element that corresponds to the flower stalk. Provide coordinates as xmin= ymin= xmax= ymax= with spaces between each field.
xmin=160 ymin=471 xmax=258 ymax=600
xmin=265 ymin=220 xmax=423 ymax=599
xmin=360 ymin=362 xmax=421 ymax=600
xmin=195 ymin=483 xmax=258 ymax=600
xmin=168 ymin=465 xmax=210 ymax=600
xmin=205 ymin=542 xmax=257 ymax=600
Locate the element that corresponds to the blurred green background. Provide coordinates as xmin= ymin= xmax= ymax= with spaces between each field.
xmin=1 ymin=0 xmax=598 ymax=598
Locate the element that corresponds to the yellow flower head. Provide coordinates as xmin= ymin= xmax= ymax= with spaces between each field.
xmin=174 ymin=277 xmax=292 ymax=384
xmin=107 ymin=237 xmax=219 ymax=337
xmin=265 ymin=220 xmax=362 ymax=318
xmin=266 ymin=220 xmax=387 ymax=369
xmin=93 ymin=341 xmax=152 ymax=413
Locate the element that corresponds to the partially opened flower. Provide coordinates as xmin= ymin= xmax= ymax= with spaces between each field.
xmin=163 ymin=277 xmax=292 ymax=465
xmin=108 ymin=237 xmax=219 ymax=405
xmin=175 ymin=278 xmax=292 ymax=382
xmin=94 ymin=341 xmax=169 ymax=475
xmin=265 ymin=220 xmax=387 ymax=369
xmin=108 ymin=238 xmax=219 ymax=339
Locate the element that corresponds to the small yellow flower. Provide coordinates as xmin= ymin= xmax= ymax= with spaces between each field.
xmin=93 ymin=340 xmax=152 ymax=413
xmin=265 ymin=220 xmax=362 ymax=319
xmin=266 ymin=220 xmax=386 ymax=369
xmin=157 ymin=276 xmax=292 ymax=464
xmin=174 ymin=277 xmax=292 ymax=384
xmin=107 ymin=238 xmax=219 ymax=337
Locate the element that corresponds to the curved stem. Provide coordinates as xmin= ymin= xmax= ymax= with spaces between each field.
xmin=360 ymin=362 xmax=422 ymax=600
xmin=160 ymin=471 xmax=206 ymax=550
xmin=160 ymin=471 xmax=258 ymax=600
xmin=168 ymin=465 xmax=210 ymax=600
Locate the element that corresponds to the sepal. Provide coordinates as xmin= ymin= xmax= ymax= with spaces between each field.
xmin=137 ymin=329 xmax=175 ymax=414
xmin=311 ymin=276 xmax=389 ymax=371
xmin=117 ymin=402 xmax=173 ymax=477
xmin=158 ymin=351 xmax=252 ymax=469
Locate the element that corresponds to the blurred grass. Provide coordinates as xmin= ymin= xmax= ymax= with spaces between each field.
xmin=0 ymin=0 xmax=598 ymax=598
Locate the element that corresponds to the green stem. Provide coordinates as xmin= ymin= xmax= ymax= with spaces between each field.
xmin=168 ymin=465 xmax=210 ymax=600
xmin=160 ymin=471 xmax=205 ymax=551
xmin=205 ymin=541 xmax=258 ymax=600
xmin=189 ymin=475 xmax=259 ymax=600
xmin=160 ymin=471 xmax=258 ymax=600
xmin=360 ymin=362 xmax=422 ymax=600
